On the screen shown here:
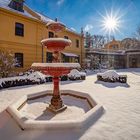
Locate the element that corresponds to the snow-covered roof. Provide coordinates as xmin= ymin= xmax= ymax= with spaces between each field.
xmin=0 ymin=0 xmax=37 ymax=19
xmin=92 ymin=51 xmax=125 ymax=55
xmin=0 ymin=0 xmax=82 ymax=36
xmin=35 ymin=13 xmax=81 ymax=36
xmin=0 ymin=0 xmax=10 ymax=7
xmin=62 ymin=52 xmax=78 ymax=57
xmin=35 ymin=12 xmax=53 ymax=23
xmin=33 ymin=12 xmax=81 ymax=36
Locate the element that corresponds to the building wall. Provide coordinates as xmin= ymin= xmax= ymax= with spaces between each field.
xmin=104 ymin=39 xmax=121 ymax=50
xmin=86 ymin=38 xmax=140 ymax=69
xmin=0 ymin=7 xmax=85 ymax=72
xmin=58 ymin=30 xmax=85 ymax=64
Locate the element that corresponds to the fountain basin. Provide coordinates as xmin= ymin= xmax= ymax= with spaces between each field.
xmin=6 ymin=90 xmax=104 ymax=130
xmin=46 ymin=21 xmax=65 ymax=32
xmin=41 ymin=38 xmax=72 ymax=52
xmin=31 ymin=63 xmax=80 ymax=77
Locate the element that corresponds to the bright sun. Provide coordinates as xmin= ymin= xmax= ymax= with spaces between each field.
xmin=100 ymin=10 xmax=122 ymax=35
xmin=104 ymin=16 xmax=118 ymax=31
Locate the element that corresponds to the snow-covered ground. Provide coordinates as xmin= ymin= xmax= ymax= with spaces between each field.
xmin=0 ymin=68 xmax=140 ymax=140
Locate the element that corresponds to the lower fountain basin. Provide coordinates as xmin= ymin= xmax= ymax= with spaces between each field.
xmin=31 ymin=63 xmax=80 ymax=76
xmin=7 ymin=90 xmax=104 ymax=130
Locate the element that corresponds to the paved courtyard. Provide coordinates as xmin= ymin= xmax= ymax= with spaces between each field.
xmin=0 ymin=69 xmax=140 ymax=140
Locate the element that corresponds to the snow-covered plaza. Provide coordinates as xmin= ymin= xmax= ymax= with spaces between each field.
xmin=0 ymin=68 xmax=140 ymax=140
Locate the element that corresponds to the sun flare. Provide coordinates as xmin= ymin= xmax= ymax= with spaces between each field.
xmin=100 ymin=9 xmax=122 ymax=36
xmin=104 ymin=16 xmax=118 ymax=31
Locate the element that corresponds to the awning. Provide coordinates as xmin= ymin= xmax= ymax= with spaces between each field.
xmin=62 ymin=52 xmax=79 ymax=57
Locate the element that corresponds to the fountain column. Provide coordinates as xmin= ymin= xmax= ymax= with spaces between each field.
xmin=49 ymin=45 xmax=64 ymax=110
xmin=50 ymin=77 xmax=63 ymax=110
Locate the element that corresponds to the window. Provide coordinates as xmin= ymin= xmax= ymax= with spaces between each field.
xmin=8 ymin=0 xmax=24 ymax=12
xmin=76 ymin=39 xmax=79 ymax=48
xmin=61 ymin=54 xmax=69 ymax=62
xmin=112 ymin=45 xmax=118 ymax=49
xmin=76 ymin=56 xmax=80 ymax=63
xmin=64 ymin=36 xmax=69 ymax=39
xmin=46 ymin=52 xmax=53 ymax=62
xmin=15 ymin=22 xmax=24 ymax=36
xmin=48 ymin=32 xmax=54 ymax=38
xmin=15 ymin=53 xmax=23 ymax=67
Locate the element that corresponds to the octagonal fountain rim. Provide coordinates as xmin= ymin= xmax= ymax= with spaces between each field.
xmin=6 ymin=90 xmax=104 ymax=130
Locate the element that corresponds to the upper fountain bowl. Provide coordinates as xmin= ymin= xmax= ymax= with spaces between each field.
xmin=46 ymin=21 xmax=65 ymax=32
xmin=41 ymin=38 xmax=72 ymax=52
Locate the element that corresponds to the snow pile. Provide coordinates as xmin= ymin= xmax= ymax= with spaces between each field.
xmin=26 ymin=71 xmax=46 ymax=82
xmin=68 ymin=69 xmax=86 ymax=79
xmin=0 ymin=76 xmax=26 ymax=85
xmin=97 ymin=70 xmax=119 ymax=80
xmin=68 ymin=69 xmax=81 ymax=78
xmin=0 ymin=71 xmax=47 ymax=89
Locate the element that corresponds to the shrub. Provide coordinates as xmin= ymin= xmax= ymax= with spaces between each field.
xmin=0 ymin=50 xmax=17 ymax=78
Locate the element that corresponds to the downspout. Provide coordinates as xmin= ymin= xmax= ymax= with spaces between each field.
xmin=41 ymin=42 xmax=44 ymax=63
xmin=80 ymin=36 xmax=83 ymax=66
xmin=80 ymin=28 xmax=84 ymax=67
xmin=36 ymin=23 xmax=38 ymax=62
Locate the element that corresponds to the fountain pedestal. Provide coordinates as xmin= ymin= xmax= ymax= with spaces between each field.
xmin=49 ymin=77 xmax=67 ymax=112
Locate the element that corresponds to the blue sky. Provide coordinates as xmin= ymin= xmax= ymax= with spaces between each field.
xmin=25 ymin=0 xmax=140 ymax=40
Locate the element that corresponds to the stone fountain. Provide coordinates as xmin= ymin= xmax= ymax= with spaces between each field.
xmin=6 ymin=20 xmax=104 ymax=130
xmin=31 ymin=20 xmax=80 ymax=113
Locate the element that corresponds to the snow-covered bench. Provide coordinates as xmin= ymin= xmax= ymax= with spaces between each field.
xmin=97 ymin=70 xmax=127 ymax=83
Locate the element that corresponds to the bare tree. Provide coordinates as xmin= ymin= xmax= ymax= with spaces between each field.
xmin=84 ymin=32 xmax=93 ymax=48
xmin=121 ymin=38 xmax=140 ymax=50
xmin=134 ymin=26 xmax=140 ymax=41
xmin=87 ymin=54 xmax=100 ymax=70
xmin=92 ymin=35 xmax=106 ymax=48
xmin=85 ymin=33 xmax=114 ymax=49
xmin=0 ymin=50 xmax=17 ymax=78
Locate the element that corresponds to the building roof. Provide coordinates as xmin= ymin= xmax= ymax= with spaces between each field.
xmin=86 ymin=48 xmax=126 ymax=56
xmin=0 ymin=0 xmax=82 ymax=36
xmin=0 ymin=0 xmax=37 ymax=19
xmin=35 ymin=11 xmax=53 ymax=23
xmin=62 ymin=52 xmax=79 ymax=57
xmin=91 ymin=50 xmax=125 ymax=56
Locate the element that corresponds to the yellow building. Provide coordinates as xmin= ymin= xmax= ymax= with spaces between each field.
xmin=0 ymin=0 xmax=85 ymax=72
xmin=104 ymin=39 xmax=121 ymax=50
